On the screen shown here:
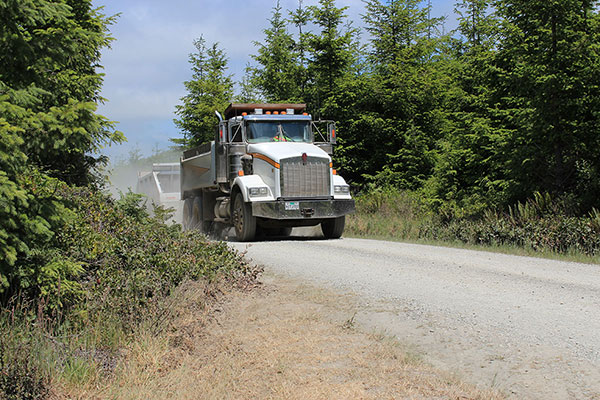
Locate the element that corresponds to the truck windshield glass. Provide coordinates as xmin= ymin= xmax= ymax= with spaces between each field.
xmin=246 ymin=121 xmax=312 ymax=143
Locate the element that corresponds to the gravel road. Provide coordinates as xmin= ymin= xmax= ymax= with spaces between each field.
xmin=230 ymin=236 xmax=600 ymax=399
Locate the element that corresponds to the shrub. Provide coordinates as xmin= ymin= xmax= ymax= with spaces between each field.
xmin=1 ymin=184 xmax=254 ymax=394
xmin=348 ymin=188 xmax=600 ymax=257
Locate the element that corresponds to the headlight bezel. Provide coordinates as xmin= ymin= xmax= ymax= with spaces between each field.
xmin=248 ymin=186 xmax=269 ymax=197
xmin=334 ymin=185 xmax=350 ymax=194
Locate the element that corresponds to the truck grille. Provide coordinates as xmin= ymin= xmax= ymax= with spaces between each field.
xmin=280 ymin=157 xmax=330 ymax=198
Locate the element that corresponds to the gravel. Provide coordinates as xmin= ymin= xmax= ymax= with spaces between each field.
xmin=231 ymin=237 xmax=600 ymax=399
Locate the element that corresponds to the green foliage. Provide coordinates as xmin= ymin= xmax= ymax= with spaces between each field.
xmin=329 ymin=0 xmax=449 ymax=190
xmin=489 ymin=0 xmax=600 ymax=206
xmin=249 ymin=0 xmax=302 ymax=102
xmin=0 ymin=0 xmax=124 ymax=186
xmin=348 ymin=189 xmax=600 ymax=257
xmin=53 ymin=188 xmax=250 ymax=331
xmin=241 ymin=0 xmax=600 ymax=216
xmin=173 ymin=36 xmax=233 ymax=147
xmin=305 ymin=0 xmax=358 ymax=111
xmin=1 ymin=186 xmax=254 ymax=397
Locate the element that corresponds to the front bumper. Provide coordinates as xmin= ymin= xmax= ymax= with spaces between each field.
xmin=251 ymin=199 xmax=355 ymax=220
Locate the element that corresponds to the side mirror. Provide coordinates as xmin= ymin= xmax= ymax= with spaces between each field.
xmin=328 ymin=122 xmax=337 ymax=144
xmin=218 ymin=122 xmax=227 ymax=144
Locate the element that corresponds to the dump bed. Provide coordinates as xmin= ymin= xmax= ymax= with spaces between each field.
xmin=180 ymin=141 xmax=217 ymax=197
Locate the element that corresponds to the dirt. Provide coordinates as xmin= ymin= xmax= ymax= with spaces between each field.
xmin=232 ymin=237 xmax=600 ymax=400
xmin=87 ymin=275 xmax=501 ymax=400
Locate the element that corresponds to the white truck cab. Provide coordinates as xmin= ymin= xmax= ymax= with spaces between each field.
xmin=180 ymin=103 xmax=354 ymax=241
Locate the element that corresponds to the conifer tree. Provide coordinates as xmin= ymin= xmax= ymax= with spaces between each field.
xmin=174 ymin=37 xmax=233 ymax=147
xmin=491 ymin=0 xmax=600 ymax=208
xmin=251 ymin=1 xmax=301 ymax=102
xmin=0 ymin=0 xmax=123 ymax=185
xmin=0 ymin=0 xmax=121 ymax=293
xmin=305 ymin=0 xmax=357 ymax=111
xmin=333 ymin=0 xmax=447 ymax=189
xmin=423 ymin=0 xmax=505 ymax=214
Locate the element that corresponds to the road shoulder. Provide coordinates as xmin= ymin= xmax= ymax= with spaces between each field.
xmin=98 ymin=273 xmax=502 ymax=399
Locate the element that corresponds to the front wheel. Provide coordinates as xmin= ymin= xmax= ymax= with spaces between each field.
xmin=321 ymin=216 xmax=345 ymax=239
xmin=232 ymin=193 xmax=256 ymax=241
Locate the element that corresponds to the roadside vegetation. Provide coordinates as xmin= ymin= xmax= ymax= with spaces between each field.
xmin=346 ymin=189 xmax=600 ymax=262
xmin=0 ymin=185 xmax=255 ymax=399
xmin=177 ymin=0 xmax=600 ymax=255
xmin=0 ymin=2 xmax=254 ymax=398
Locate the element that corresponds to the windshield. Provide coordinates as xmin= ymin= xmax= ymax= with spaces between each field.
xmin=246 ymin=121 xmax=312 ymax=143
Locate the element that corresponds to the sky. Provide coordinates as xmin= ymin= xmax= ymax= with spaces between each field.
xmin=93 ymin=0 xmax=459 ymax=163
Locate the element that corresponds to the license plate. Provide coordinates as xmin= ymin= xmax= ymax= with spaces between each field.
xmin=285 ymin=201 xmax=299 ymax=211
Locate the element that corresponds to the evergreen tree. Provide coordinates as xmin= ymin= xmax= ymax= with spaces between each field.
xmin=289 ymin=0 xmax=311 ymax=99
xmin=491 ymin=0 xmax=600 ymax=209
xmin=0 ymin=0 xmax=120 ymax=294
xmin=454 ymin=0 xmax=498 ymax=51
xmin=332 ymin=0 xmax=448 ymax=190
xmin=174 ymin=37 xmax=233 ymax=147
xmin=236 ymin=64 xmax=263 ymax=103
xmin=0 ymin=0 xmax=123 ymax=185
xmin=423 ymin=0 xmax=505 ymax=215
xmin=250 ymin=0 xmax=301 ymax=102
xmin=363 ymin=0 xmax=440 ymax=69
xmin=305 ymin=0 xmax=358 ymax=112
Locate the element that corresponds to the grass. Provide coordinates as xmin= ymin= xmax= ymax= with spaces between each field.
xmin=346 ymin=228 xmax=600 ymax=265
xmin=345 ymin=189 xmax=600 ymax=265
xmin=83 ymin=276 xmax=503 ymax=399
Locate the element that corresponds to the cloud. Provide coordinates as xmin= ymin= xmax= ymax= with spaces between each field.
xmin=94 ymin=0 xmax=458 ymax=159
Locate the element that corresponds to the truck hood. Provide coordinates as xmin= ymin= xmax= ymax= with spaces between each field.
xmin=247 ymin=142 xmax=330 ymax=163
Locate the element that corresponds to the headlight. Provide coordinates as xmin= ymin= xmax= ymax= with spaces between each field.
xmin=334 ymin=185 xmax=350 ymax=194
xmin=248 ymin=187 xmax=269 ymax=197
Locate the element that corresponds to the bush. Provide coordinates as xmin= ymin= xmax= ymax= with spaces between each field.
xmin=1 ymin=184 xmax=254 ymax=395
xmin=347 ymin=189 xmax=600 ymax=257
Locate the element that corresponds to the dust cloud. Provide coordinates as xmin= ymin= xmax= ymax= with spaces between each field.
xmin=104 ymin=149 xmax=183 ymax=225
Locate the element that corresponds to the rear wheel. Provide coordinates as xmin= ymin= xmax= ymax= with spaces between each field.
xmin=321 ymin=216 xmax=345 ymax=239
xmin=191 ymin=196 xmax=211 ymax=234
xmin=232 ymin=193 xmax=256 ymax=241
xmin=182 ymin=198 xmax=193 ymax=231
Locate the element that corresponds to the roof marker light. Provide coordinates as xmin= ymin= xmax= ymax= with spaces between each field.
xmin=281 ymin=111 xmax=287 ymax=115
xmin=273 ymin=111 xmax=279 ymax=115
xmin=242 ymin=112 xmax=247 ymax=116
xmin=266 ymin=111 xmax=271 ymax=115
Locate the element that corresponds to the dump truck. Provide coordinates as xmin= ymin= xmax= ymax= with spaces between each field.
xmin=180 ymin=103 xmax=355 ymax=241
xmin=136 ymin=163 xmax=182 ymax=223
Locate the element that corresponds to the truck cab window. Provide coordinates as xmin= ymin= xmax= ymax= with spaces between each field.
xmin=246 ymin=121 xmax=312 ymax=143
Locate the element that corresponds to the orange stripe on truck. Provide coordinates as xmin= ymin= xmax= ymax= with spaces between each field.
xmin=250 ymin=153 xmax=280 ymax=169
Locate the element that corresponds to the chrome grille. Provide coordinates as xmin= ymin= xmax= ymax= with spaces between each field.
xmin=280 ymin=157 xmax=330 ymax=198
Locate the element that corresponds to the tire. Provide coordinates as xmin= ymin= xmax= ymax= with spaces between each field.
xmin=321 ymin=216 xmax=345 ymax=239
xmin=182 ymin=198 xmax=194 ymax=231
xmin=232 ymin=193 xmax=256 ymax=241
xmin=261 ymin=227 xmax=292 ymax=237
xmin=278 ymin=227 xmax=293 ymax=237
xmin=191 ymin=196 xmax=211 ymax=234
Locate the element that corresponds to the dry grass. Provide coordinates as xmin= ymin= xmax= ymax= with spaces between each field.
xmin=54 ymin=277 xmax=503 ymax=400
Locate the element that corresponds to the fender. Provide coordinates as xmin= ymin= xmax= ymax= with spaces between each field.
xmin=332 ymin=174 xmax=352 ymax=200
xmin=232 ymin=175 xmax=276 ymax=202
